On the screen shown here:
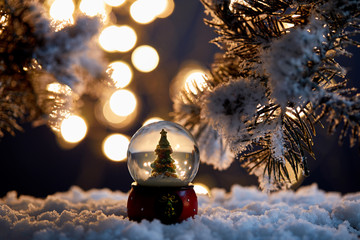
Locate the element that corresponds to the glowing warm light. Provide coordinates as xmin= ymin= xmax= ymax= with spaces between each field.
xmin=107 ymin=61 xmax=133 ymax=88
xmin=229 ymin=0 xmax=252 ymax=11
xmin=46 ymin=82 xmax=72 ymax=95
xmin=283 ymin=159 xmax=303 ymax=186
xmin=194 ymin=183 xmax=210 ymax=195
xmin=102 ymin=101 xmax=126 ymax=124
xmin=99 ymin=25 xmax=137 ymax=52
xmin=49 ymin=0 xmax=75 ymax=22
xmin=79 ymin=0 xmax=107 ymax=18
xmin=104 ymin=0 xmax=126 ymax=7
xmin=130 ymin=0 xmax=174 ymax=23
xmin=282 ymin=22 xmax=295 ymax=30
xmin=157 ymin=0 xmax=175 ymax=18
xmin=109 ymin=90 xmax=137 ymax=116
xmin=60 ymin=115 xmax=87 ymax=143
xmin=97 ymin=98 xmax=138 ymax=129
xmin=150 ymin=0 xmax=169 ymax=18
xmin=131 ymin=45 xmax=159 ymax=72
xmin=143 ymin=117 xmax=164 ymax=126
xmin=184 ymin=70 xmax=207 ymax=95
xmin=102 ymin=134 xmax=130 ymax=161
xmin=130 ymin=0 xmax=157 ymax=24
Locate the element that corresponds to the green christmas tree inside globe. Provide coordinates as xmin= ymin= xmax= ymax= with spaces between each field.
xmin=150 ymin=129 xmax=178 ymax=179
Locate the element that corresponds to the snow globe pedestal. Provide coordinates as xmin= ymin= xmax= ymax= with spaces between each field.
xmin=127 ymin=121 xmax=200 ymax=224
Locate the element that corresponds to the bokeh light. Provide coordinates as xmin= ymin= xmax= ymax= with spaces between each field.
xmin=109 ymin=90 xmax=137 ymax=117
xmin=130 ymin=0 xmax=174 ymax=24
xmin=107 ymin=61 xmax=133 ymax=88
xmin=104 ymin=0 xmax=126 ymax=7
xmin=102 ymin=101 xmax=127 ymax=124
xmin=131 ymin=45 xmax=159 ymax=72
xmin=157 ymin=0 xmax=175 ymax=18
xmin=60 ymin=115 xmax=88 ymax=143
xmin=79 ymin=0 xmax=108 ymax=19
xmin=143 ymin=117 xmax=164 ymax=126
xmin=102 ymin=134 xmax=130 ymax=161
xmin=98 ymin=100 xmax=137 ymax=129
xmin=130 ymin=0 xmax=157 ymax=24
xmin=184 ymin=69 xmax=207 ymax=95
xmin=46 ymin=82 xmax=72 ymax=95
xmin=99 ymin=25 xmax=137 ymax=52
xmin=49 ymin=0 xmax=75 ymax=23
xmin=193 ymin=183 xmax=210 ymax=195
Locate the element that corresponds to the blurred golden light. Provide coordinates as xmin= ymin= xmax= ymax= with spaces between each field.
xmin=143 ymin=117 xmax=164 ymax=126
xmin=79 ymin=0 xmax=107 ymax=19
xmin=159 ymin=0 xmax=175 ymax=18
xmin=102 ymin=101 xmax=126 ymax=123
xmin=130 ymin=0 xmax=157 ymax=24
xmin=157 ymin=0 xmax=175 ymax=18
xmin=60 ymin=115 xmax=87 ymax=143
xmin=131 ymin=45 xmax=159 ymax=72
xmin=151 ymin=0 xmax=168 ymax=17
xmin=107 ymin=61 xmax=133 ymax=88
xmin=282 ymin=22 xmax=295 ymax=30
xmin=282 ymin=156 xmax=304 ymax=186
xmin=109 ymin=90 xmax=137 ymax=117
xmin=193 ymin=183 xmax=210 ymax=195
xmin=102 ymin=134 xmax=130 ymax=161
xmin=104 ymin=0 xmax=126 ymax=7
xmin=184 ymin=69 xmax=207 ymax=95
xmin=46 ymin=82 xmax=72 ymax=95
xmin=99 ymin=25 xmax=137 ymax=52
xmin=98 ymin=100 xmax=137 ymax=129
xmin=49 ymin=0 xmax=75 ymax=22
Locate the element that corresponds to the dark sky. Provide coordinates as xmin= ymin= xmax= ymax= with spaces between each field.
xmin=0 ymin=0 xmax=359 ymax=198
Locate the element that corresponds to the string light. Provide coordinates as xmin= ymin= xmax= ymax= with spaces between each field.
xmin=157 ymin=0 xmax=175 ymax=18
xmin=184 ymin=69 xmax=207 ymax=95
xmin=104 ymin=0 xmax=126 ymax=7
xmin=99 ymin=25 xmax=137 ymax=52
xmin=193 ymin=183 xmax=210 ymax=195
xmin=109 ymin=90 xmax=137 ymax=117
xmin=130 ymin=0 xmax=157 ymax=24
xmin=131 ymin=45 xmax=159 ymax=72
xmin=143 ymin=117 xmax=164 ymax=126
xmin=49 ymin=0 xmax=74 ymax=23
xmin=130 ymin=0 xmax=174 ymax=24
xmin=79 ymin=0 xmax=108 ymax=19
xmin=107 ymin=61 xmax=133 ymax=88
xmin=102 ymin=134 xmax=130 ymax=161
xmin=60 ymin=115 xmax=88 ymax=143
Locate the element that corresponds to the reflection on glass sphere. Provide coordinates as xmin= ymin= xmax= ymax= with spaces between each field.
xmin=127 ymin=121 xmax=200 ymax=187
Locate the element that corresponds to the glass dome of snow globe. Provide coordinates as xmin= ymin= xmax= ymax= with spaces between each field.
xmin=127 ymin=121 xmax=200 ymax=187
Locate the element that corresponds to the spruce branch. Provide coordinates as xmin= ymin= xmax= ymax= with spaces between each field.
xmin=172 ymin=0 xmax=360 ymax=191
xmin=0 ymin=0 xmax=107 ymax=136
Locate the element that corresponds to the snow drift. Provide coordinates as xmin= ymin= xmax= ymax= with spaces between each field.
xmin=0 ymin=184 xmax=359 ymax=240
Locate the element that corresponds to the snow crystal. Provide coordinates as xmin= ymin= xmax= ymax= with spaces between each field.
xmin=33 ymin=14 xmax=104 ymax=90
xmin=261 ymin=18 xmax=327 ymax=107
xmin=196 ymin=125 xmax=234 ymax=170
xmin=201 ymin=78 xmax=270 ymax=153
xmin=0 ymin=184 xmax=359 ymax=240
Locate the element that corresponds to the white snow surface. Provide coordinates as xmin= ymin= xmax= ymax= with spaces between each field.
xmin=0 ymin=184 xmax=359 ymax=240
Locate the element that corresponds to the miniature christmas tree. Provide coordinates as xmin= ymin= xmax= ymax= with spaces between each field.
xmin=150 ymin=129 xmax=178 ymax=178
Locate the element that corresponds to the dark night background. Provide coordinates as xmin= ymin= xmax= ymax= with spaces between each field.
xmin=0 ymin=0 xmax=359 ymax=198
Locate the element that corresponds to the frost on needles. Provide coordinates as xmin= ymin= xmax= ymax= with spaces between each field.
xmin=172 ymin=0 xmax=360 ymax=191
xmin=0 ymin=0 xmax=107 ymax=135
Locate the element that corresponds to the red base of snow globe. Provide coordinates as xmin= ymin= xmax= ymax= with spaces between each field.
xmin=127 ymin=183 xmax=198 ymax=224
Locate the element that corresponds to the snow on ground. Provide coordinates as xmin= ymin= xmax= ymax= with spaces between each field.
xmin=0 ymin=184 xmax=359 ymax=240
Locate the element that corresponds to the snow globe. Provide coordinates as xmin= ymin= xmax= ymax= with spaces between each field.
xmin=127 ymin=121 xmax=200 ymax=224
